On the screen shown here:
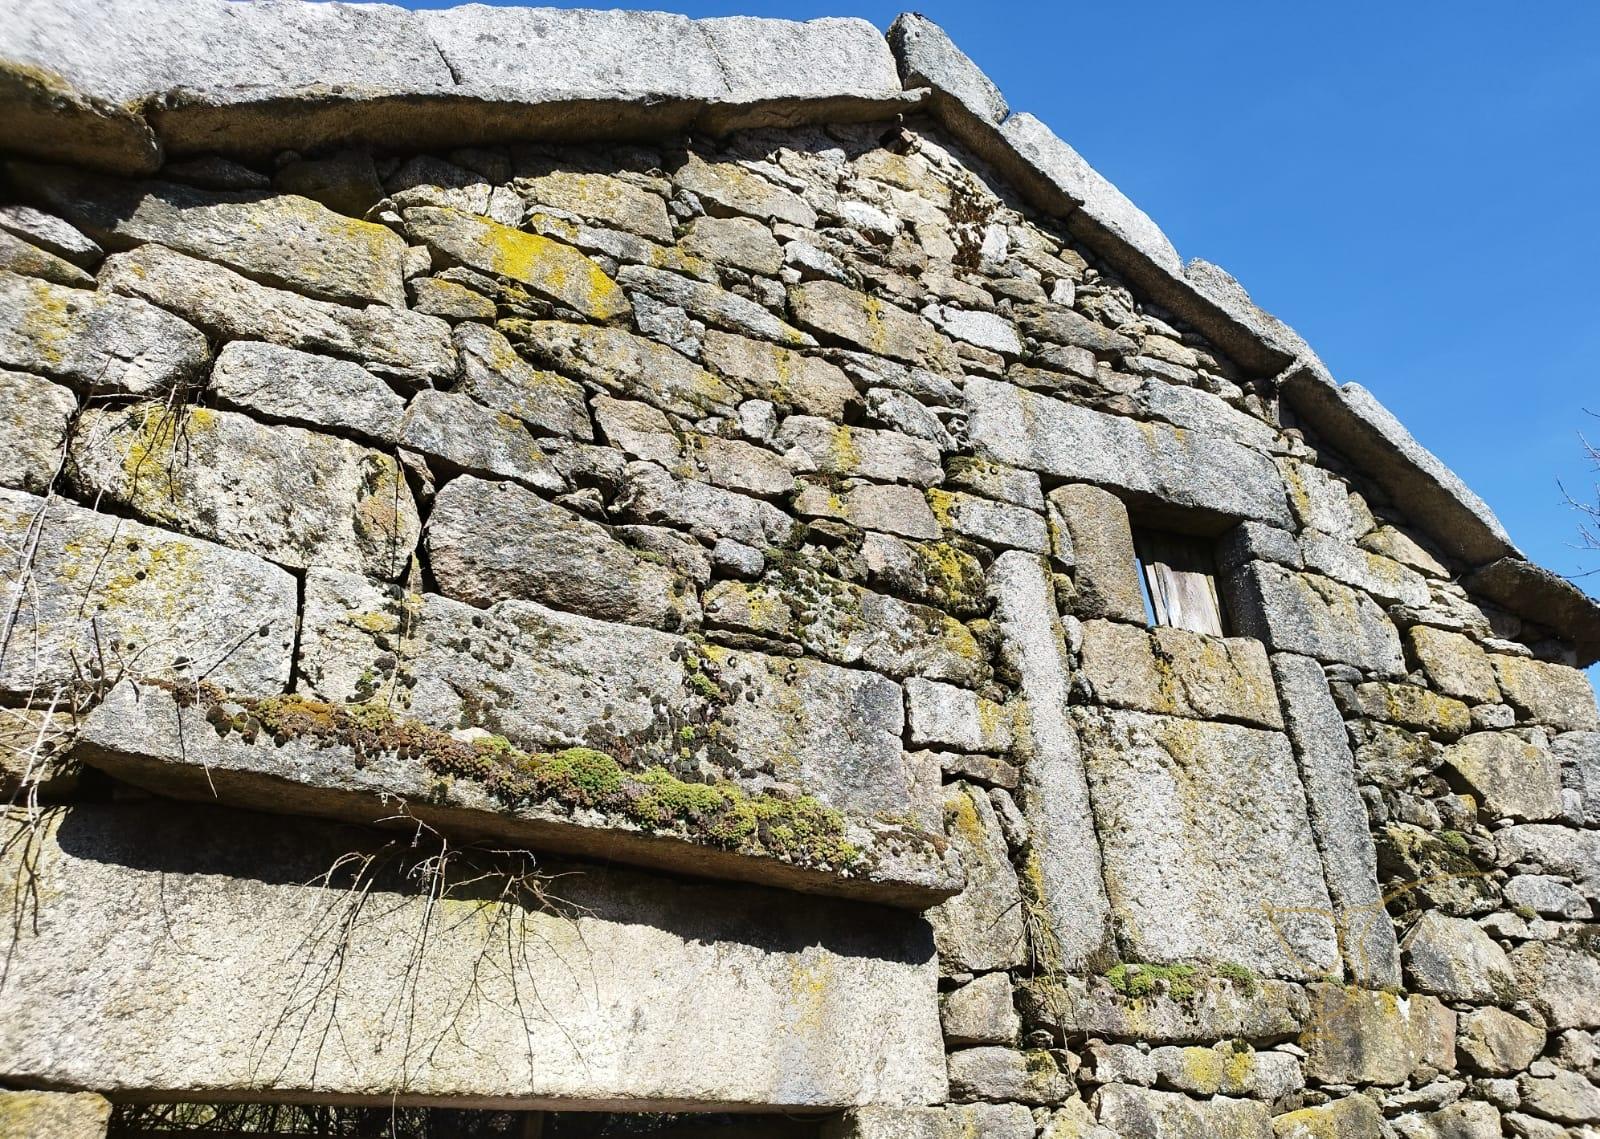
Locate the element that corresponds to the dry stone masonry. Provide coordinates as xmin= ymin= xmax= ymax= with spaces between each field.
xmin=1 ymin=3 xmax=1599 ymax=1136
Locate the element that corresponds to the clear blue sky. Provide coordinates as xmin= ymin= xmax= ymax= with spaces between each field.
xmin=394 ymin=1 xmax=1600 ymax=601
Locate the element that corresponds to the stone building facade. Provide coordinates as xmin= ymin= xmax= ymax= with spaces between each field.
xmin=2 ymin=3 xmax=1599 ymax=1137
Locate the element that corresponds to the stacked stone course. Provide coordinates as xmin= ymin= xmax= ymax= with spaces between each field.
xmin=1 ymin=5 xmax=1599 ymax=1137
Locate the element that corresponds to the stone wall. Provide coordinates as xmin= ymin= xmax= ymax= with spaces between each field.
xmin=2 ymin=5 xmax=1599 ymax=1138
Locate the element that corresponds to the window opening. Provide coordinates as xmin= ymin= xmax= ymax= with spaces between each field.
xmin=1133 ymin=529 xmax=1228 ymax=636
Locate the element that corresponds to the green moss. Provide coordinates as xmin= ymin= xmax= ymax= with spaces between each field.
xmin=1214 ymin=962 xmax=1258 ymax=996
xmin=1105 ymin=962 xmax=1199 ymax=1002
xmin=178 ymin=685 xmax=869 ymax=872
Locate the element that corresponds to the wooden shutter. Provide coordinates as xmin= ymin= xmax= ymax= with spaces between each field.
xmin=1134 ymin=530 xmax=1227 ymax=636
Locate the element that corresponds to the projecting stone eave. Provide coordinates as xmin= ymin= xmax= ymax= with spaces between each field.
xmin=3 ymin=0 xmax=1594 ymax=660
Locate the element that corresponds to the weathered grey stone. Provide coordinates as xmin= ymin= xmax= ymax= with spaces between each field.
xmin=619 ymin=264 xmax=811 ymax=346
xmin=1392 ymin=1100 xmax=1502 ymax=1139
xmin=1217 ymin=521 xmax=1304 ymax=573
xmin=1491 ymin=655 xmax=1600 ymax=731
xmin=1095 ymin=1084 xmax=1272 ymax=1139
xmin=1226 ymin=562 xmax=1404 ymax=675
xmin=68 ymin=402 xmax=419 ymax=580
xmin=674 ymin=151 xmax=816 ymax=228
xmin=1270 ymin=652 xmax=1402 ymax=988
xmin=905 ymin=677 xmax=1014 ymax=755
xmin=100 ymin=245 xmax=456 ymax=383
xmin=795 ymin=481 xmax=941 ymax=540
xmin=210 ymin=340 xmax=405 ymax=446
xmin=929 ymin=489 xmax=1048 ymax=553
xmin=592 ymin=396 xmax=682 ymax=465
xmin=0 ymin=369 xmax=75 ymax=494
xmin=1404 ymin=911 xmax=1517 ymax=1003
xmin=1505 ymin=874 xmax=1591 ymax=919
xmin=1147 ymin=1044 xmax=1303 ymax=1101
xmin=1080 ymin=621 xmax=1283 ymax=729
xmin=1469 ymin=556 xmax=1600 ymax=669
xmin=947 ymin=1047 xmax=1071 ymax=1106
xmin=1279 ymin=368 xmax=1516 ymax=566
xmin=0 ymin=802 xmax=946 ymax=1107
xmin=1300 ymin=984 xmax=1455 ymax=1086
xmin=776 ymin=416 xmax=944 ymax=486
xmin=926 ymin=749 xmax=1020 ymax=792
xmin=1348 ymin=681 xmax=1472 ymax=738
xmin=677 ymin=434 xmax=795 ymax=497
xmin=1135 ymin=377 xmax=1278 ymax=450
xmin=886 ymin=13 xmax=1008 ymax=133
xmin=409 ymin=276 xmax=497 ymax=321
xmin=1076 ymin=707 xmax=1338 ymax=978
xmin=428 ymin=475 xmax=698 ymax=631
xmin=945 ymin=458 xmax=1044 ymax=512
xmin=1406 ymin=625 xmax=1501 ymax=704
xmin=619 ymin=460 xmax=793 ymax=549
xmin=518 ymin=169 xmax=672 ymax=242
xmin=0 ymin=489 xmax=295 ymax=695
xmin=0 ymin=269 xmax=210 ymax=395
xmin=988 ymin=551 xmax=1114 ymax=971
xmin=1037 ymin=1101 xmax=1120 ymax=1139
xmin=1015 ymin=305 xmax=1136 ymax=358
xmin=0 ymin=705 xmax=80 ymax=801
xmin=1023 ymin=973 xmax=1307 ymax=1045
xmin=789 ymin=281 xmax=958 ymax=370
xmin=1497 ymin=824 xmax=1600 ymax=900
xmin=1458 ymin=1007 xmax=1546 ymax=1075
xmin=927 ymin=783 xmax=1026 ymax=973
xmin=1300 ymin=531 xmax=1430 ymax=608
xmin=702 ymin=330 xmax=859 ymax=419
xmin=1278 ymin=457 xmax=1369 ymax=541
xmin=401 ymin=206 xmax=630 ymax=322
xmin=0 ymin=228 xmax=95 ymax=286
xmin=14 ymin=163 xmax=408 ymax=307
xmin=295 ymin=569 xmax=931 ymax=826
xmin=1378 ymin=823 xmax=1499 ymax=916
xmin=0 ymin=203 xmax=101 ymax=266
xmin=1044 ymin=483 xmax=1136 ymax=615
xmin=1554 ymin=731 xmax=1600 ymax=827
xmin=682 ymin=214 xmax=782 ymax=275
xmin=1518 ymin=1067 xmax=1600 ymax=1125
xmin=451 ymin=321 xmax=591 ymax=441
xmin=505 ymin=319 xmax=740 ymax=419
xmin=922 ymin=305 xmax=1020 ymax=356
xmin=398 ymin=390 xmax=563 ymax=491
xmin=865 ymin=387 xmax=957 ymax=450
xmin=941 ymin=972 xmax=1019 ymax=1046
xmin=273 ymin=149 xmax=385 ymax=217
xmin=1510 ymin=941 xmax=1600 ymax=1028
xmin=1443 ymin=732 xmax=1564 ymax=822
xmin=1272 ymin=1095 xmax=1385 ymax=1139
xmin=968 ymin=379 xmax=1290 ymax=527
xmin=0 ymin=1090 xmax=111 ymax=1139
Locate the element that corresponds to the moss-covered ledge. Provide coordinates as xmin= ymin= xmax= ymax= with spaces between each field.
xmin=73 ymin=680 xmax=962 ymax=909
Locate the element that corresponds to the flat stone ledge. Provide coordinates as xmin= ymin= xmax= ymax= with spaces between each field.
xmin=75 ymin=681 xmax=962 ymax=910
xmin=0 ymin=801 xmax=948 ymax=1108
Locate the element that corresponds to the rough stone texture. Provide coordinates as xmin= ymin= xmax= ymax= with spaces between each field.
xmin=0 ymin=802 xmax=947 ymax=1108
xmin=1079 ymin=621 xmax=1283 ymax=729
xmin=0 ymin=227 xmax=95 ymax=286
xmin=967 ymin=379 xmax=1290 ymax=527
xmin=1390 ymin=1101 xmax=1502 ymax=1139
xmin=1458 ymin=1007 xmax=1546 ymax=1075
xmin=1024 ymin=974 xmax=1308 ymax=1045
xmin=988 ymin=551 xmax=1114 ymax=972
xmin=1227 ymin=562 xmax=1405 ymax=675
xmin=1300 ymin=985 xmax=1456 ymax=1086
xmin=398 ymin=389 xmax=563 ymax=491
xmin=0 ymin=368 xmax=75 ymax=494
xmin=1407 ymin=625 xmax=1501 ymax=704
xmin=776 ymin=415 xmax=944 ymax=486
xmin=0 ymin=269 xmax=210 ymax=394
xmin=0 ymin=1090 xmax=112 ymax=1139
xmin=789 ymin=281 xmax=957 ymax=370
xmin=1403 ymin=911 xmax=1517 ymax=1003
xmin=295 ymin=569 xmax=923 ymax=825
xmin=941 ymin=972 xmax=1019 ymax=1046
xmin=1271 ymin=1095 xmax=1384 ymax=1139
xmin=887 ymin=13 xmax=1008 ymax=133
xmin=100 ymin=244 xmax=456 ymax=383
xmin=1517 ymin=1066 xmax=1600 ymax=1125
xmin=507 ymin=319 xmax=739 ymax=419
xmin=14 ymin=163 xmax=409 ymax=307
xmin=0 ymin=488 xmax=296 ymax=695
xmin=906 ymin=677 xmax=1014 ymax=754
xmin=927 ymin=783 xmax=1027 ymax=973
xmin=452 ymin=321 xmax=592 ymax=440
xmin=520 ymin=169 xmax=673 ymax=242
xmin=1046 ymin=483 xmax=1144 ymax=620
xmin=68 ymin=402 xmax=420 ymax=580
xmin=1270 ymin=652 xmax=1402 ymax=988
xmin=620 ymin=264 xmax=812 ymax=346
xmin=1491 ymin=654 xmax=1600 ymax=731
xmin=1076 ymin=707 xmax=1338 ymax=979
xmin=1443 ymin=732 xmax=1564 ymax=822
xmin=427 ymin=475 xmax=699 ymax=631
xmin=405 ymin=206 xmax=631 ymax=321
xmin=1095 ymin=1084 xmax=1272 ymax=1139
xmin=947 ymin=1047 xmax=1071 ymax=1106
xmin=1496 ymin=824 xmax=1600 ymax=900
xmin=210 ymin=340 xmax=406 ymax=446
xmin=1509 ymin=941 xmax=1600 ymax=1028
xmin=702 ymin=329 xmax=859 ymax=418
xmin=620 ymin=460 xmax=794 ymax=548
